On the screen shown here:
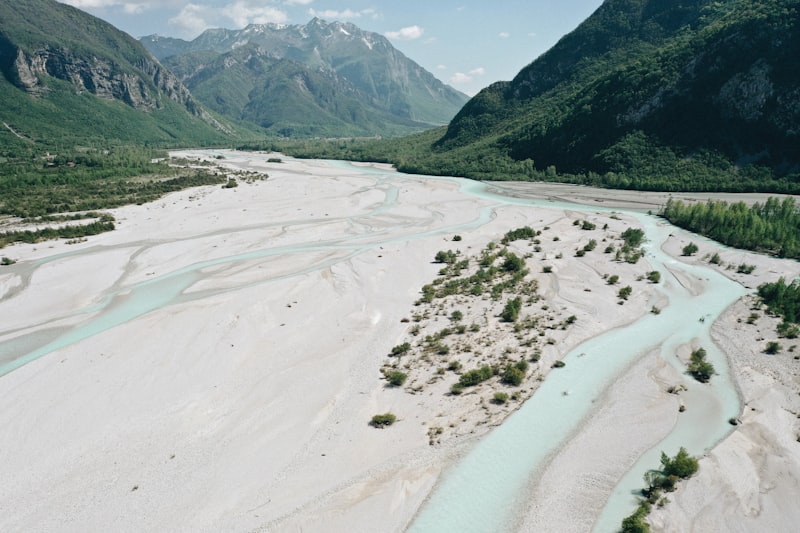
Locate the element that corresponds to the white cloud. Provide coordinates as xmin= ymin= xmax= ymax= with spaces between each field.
xmin=385 ymin=25 xmax=424 ymax=40
xmin=498 ymin=31 xmax=510 ymax=38
xmin=227 ymin=1 xmax=287 ymax=27
xmin=450 ymin=72 xmax=472 ymax=85
xmin=168 ymin=1 xmax=288 ymax=38
xmin=308 ymin=8 xmax=377 ymax=20
xmin=436 ymin=64 xmax=447 ymax=70
xmin=449 ymin=67 xmax=485 ymax=86
xmin=286 ymin=0 xmax=313 ymax=4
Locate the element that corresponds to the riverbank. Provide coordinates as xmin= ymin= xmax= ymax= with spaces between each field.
xmin=647 ymin=236 xmax=800 ymax=533
xmin=0 ymin=152 xmax=797 ymax=532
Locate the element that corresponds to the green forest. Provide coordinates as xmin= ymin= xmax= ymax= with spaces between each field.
xmin=758 ymin=278 xmax=800 ymax=324
xmin=661 ymin=197 xmax=800 ymax=259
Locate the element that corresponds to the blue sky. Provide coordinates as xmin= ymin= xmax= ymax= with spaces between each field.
xmin=60 ymin=1 xmax=604 ymax=96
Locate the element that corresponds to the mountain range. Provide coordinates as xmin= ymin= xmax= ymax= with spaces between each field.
xmin=141 ymin=19 xmax=469 ymax=137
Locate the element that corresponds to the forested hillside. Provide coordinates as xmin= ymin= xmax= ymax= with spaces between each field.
xmin=279 ymin=0 xmax=800 ymax=194
xmin=0 ymin=0 xmax=241 ymax=152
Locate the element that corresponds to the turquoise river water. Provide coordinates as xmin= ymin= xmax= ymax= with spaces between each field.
xmin=0 ymin=157 xmax=746 ymax=532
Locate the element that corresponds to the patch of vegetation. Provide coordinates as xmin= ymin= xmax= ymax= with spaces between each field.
xmin=370 ymin=413 xmax=397 ymax=428
xmin=622 ymin=447 xmax=699 ymax=532
xmin=492 ymin=392 xmax=509 ymax=404
xmin=390 ymin=342 xmax=412 ymax=356
xmin=736 ymin=263 xmax=756 ymax=274
xmin=501 ymin=226 xmax=535 ymax=244
xmin=663 ymin=198 xmax=800 ymax=259
xmin=682 ymin=242 xmax=699 ymax=256
xmin=758 ymin=278 xmax=800 ymax=323
xmin=501 ymin=362 xmax=527 ymax=386
xmin=687 ymin=347 xmax=715 ymax=383
xmin=765 ymin=341 xmax=782 ymax=355
xmin=1 ymin=217 xmax=116 ymax=248
xmin=501 ymin=297 xmax=523 ymax=322
xmin=387 ymin=371 xmax=408 ymax=387
xmin=434 ymin=249 xmax=459 ymax=264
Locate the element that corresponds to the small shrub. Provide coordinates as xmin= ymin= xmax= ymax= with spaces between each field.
xmin=682 ymin=242 xmax=699 ymax=256
xmin=647 ymin=271 xmax=661 ymax=283
xmin=765 ymin=341 xmax=782 ymax=354
xmin=459 ymin=365 xmax=494 ymax=387
xmin=501 ymin=297 xmax=523 ymax=322
xmin=552 ymin=360 xmax=566 ymax=368
xmin=370 ymin=413 xmax=397 ymax=428
xmin=450 ymin=310 xmax=464 ymax=321
xmin=501 ymin=365 xmax=525 ymax=386
xmin=492 ymin=392 xmax=509 ymax=404
xmin=223 ymin=178 xmax=238 ymax=188
xmin=709 ymin=252 xmax=721 ymax=265
xmin=777 ymin=321 xmax=800 ymax=339
xmin=0 ymin=256 xmax=16 ymax=266
xmin=607 ymin=274 xmax=619 ymax=285
xmin=502 ymin=253 xmax=525 ymax=273
xmin=390 ymin=342 xmax=411 ymax=356
xmin=387 ymin=371 xmax=407 ymax=387
xmin=581 ymin=220 xmax=596 ymax=230
xmin=621 ymin=227 xmax=645 ymax=247
xmin=542 ymin=265 xmax=553 ymax=273
xmin=661 ymin=447 xmax=699 ymax=479
xmin=737 ymin=263 xmax=756 ymax=274
xmin=618 ymin=286 xmax=633 ymax=300
xmin=687 ymin=347 xmax=715 ymax=382
xmin=452 ymin=235 xmax=462 ymax=241
xmin=434 ymin=250 xmax=458 ymax=264
xmin=502 ymin=226 xmax=535 ymax=244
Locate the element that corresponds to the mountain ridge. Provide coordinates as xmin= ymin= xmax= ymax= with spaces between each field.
xmin=141 ymin=19 xmax=469 ymax=136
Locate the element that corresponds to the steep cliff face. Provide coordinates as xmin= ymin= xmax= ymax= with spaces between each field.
xmin=0 ymin=0 xmax=232 ymax=143
xmin=6 ymin=36 xmax=204 ymax=116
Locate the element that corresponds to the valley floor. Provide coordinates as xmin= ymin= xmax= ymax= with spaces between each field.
xmin=0 ymin=152 xmax=797 ymax=532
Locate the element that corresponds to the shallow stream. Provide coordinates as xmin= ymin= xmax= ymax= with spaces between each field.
xmin=0 ymin=155 xmax=746 ymax=532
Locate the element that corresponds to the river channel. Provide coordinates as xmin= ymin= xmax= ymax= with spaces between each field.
xmin=0 ymin=154 xmax=746 ymax=531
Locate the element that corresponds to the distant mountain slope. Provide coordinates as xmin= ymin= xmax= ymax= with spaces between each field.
xmin=431 ymin=0 xmax=800 ymax=189
xmin=0 ymin=0 xmax=236 ymax=149
xmin=141 ymin=19 xmax=469 ymax=137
